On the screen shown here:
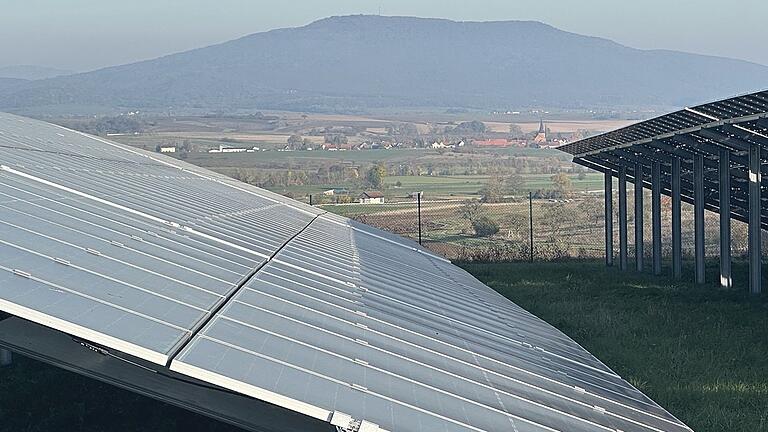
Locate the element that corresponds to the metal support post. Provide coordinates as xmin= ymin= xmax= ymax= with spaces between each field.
xmin=529 ymin=191 xmax=534 ymax=263
xmin=605 ymin=170 xmax=613 ymax=266
xmin=652 ymin=161 xmax=662 ymax=275
xmin=694 ymin=153 xmax=705 ymax=284
xmin=619 ymin=166 xmax=628 ymax=271
xmin=719 ymin=150 xmax=732 ymax=288
xmin=634 ymin=162 xmax=644 ymax=271
xmin=672 ymin=157 xmax=682 ymax=279
xmin=749 ymin=145 xmax=762 ymax=294
xmin=417 ymin=192 xmax=422 ymax=245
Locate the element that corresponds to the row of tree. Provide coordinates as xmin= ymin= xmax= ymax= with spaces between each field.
xmin=478 ymin=172 xmax=573 ymax=203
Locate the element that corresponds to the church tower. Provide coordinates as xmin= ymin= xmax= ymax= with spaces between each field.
xmin=534 ymin=118 xmax=547 ymax=144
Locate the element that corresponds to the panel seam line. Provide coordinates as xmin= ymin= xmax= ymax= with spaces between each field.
xmin=164 ymin=212 xmax=324 ymax=367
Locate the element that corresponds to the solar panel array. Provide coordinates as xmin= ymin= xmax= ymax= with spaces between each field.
xmin=559 ymin=90 xmax=768 ymax=156
xmin=0 ymin=112 xmax=691 ymax=432
xmin=558 ymin=90 xmax=768 ymax=229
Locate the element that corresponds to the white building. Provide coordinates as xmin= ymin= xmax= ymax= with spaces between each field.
xmin=358 ymin=191 xmax=385 ymax=204
xmin=208 ymin=145 xmax=252 ymax=154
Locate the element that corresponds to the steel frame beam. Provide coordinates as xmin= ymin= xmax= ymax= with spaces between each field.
xmin=652 ymin=161 xmax=662 ymax=276
xmin=719 ymin=150 xmax=732 ymax=288
xmin=583 ymin=153 xmax=767 ymax=230
xmin=634 ymin=162 xmax=644 ymax=271
xmin=605 ymin=170 xmax=613 ymax=267
xmin=749 ymin=145 xmax=762 ymax=294
xmin=597 ymin=147 xmax=768 ymax=228
xmin=619 ymin=166 xmax=628 ymax=271
xmin=672 ymin=157 xmax=682 ymax=279
xmin=694 ymin=153 xmax=706 ymax=284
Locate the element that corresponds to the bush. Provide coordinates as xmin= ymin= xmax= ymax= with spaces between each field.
xmin=472 ymin=216 xmax=499 ymax=237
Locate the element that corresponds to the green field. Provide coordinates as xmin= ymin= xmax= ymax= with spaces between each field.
xmin=270 ymin=172 xmax=603 ymax=202
xmin=187 ymin=148 xmax=430 ymax=165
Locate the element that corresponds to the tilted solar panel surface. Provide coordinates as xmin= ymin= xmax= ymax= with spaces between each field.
xmin=0 ymin=112 xmax=692 ymax=432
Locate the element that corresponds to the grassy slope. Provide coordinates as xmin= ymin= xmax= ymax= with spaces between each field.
xmin=462 ymin=260 xmax=768 ymax=432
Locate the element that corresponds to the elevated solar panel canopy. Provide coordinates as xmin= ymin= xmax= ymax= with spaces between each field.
xmin=0 ymin=112 xmax=692 ymax=432
xmin=558 ymin=90 xmax=768 ymax=293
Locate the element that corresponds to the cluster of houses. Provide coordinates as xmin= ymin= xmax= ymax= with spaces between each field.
xmin=321 ymin=141 xmax=408 ymax=151
xmin=207 ymin=144 xmax=263 ymax=153
xmin=156 ymin=120 xmax=567 ymax=155
xmin=471 ymin=120 xmax=565 ymax=149
xmin=321 ymin=189 xmax=386 ymax=204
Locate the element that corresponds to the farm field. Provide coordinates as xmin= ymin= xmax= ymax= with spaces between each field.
xmin=267 ymin=172 xmax=603 ymax=201
xmin=322 ymin=196 xmax=607 ymax=260
xmin=95 ymin=111 xmax=623 ymax=203
xmin=381 ymin=173 xmax=603 ymax=196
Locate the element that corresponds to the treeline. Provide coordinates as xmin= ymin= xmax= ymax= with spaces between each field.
xmin=65 ymin=115 xmax=146 ymax=135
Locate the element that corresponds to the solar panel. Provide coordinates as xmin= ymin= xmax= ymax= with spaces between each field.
xmin=0 ymin=112 xmax=692 ymax=432
xmin=557 ymin=90 xmax=768 ymax=230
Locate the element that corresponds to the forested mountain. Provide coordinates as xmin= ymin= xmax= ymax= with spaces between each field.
xmin=2 ymin=15 xmax=767 ymax=114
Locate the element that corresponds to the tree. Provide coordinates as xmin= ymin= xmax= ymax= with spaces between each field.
xmin=480 ymin=175 xmax=505 ymax=203
xmin=324 ymin=134 xmax=348 ymax=145
xmin=572 ymin=129 xmax=597 ymax=141
xmin=458 ymin=200 xmax=483 ymax=223
xmin=451 ymin=121 xmax=486 ymax=134
xmin=577 ymin=195 xmax=602 ymax=232
xmin=508 ymin=123 xmax=524 ymax=139
xmin=366 ymin=164 xmax=387 ymax=189
xmin=551 ymin=173 xmax=573 ymax=198
xmin=505 ymin=174 xmax=525 ymax=196
xmin=472 ymin=216 xmax=500 ymax=238
xmin=287 ymin=134 xmax=303 ymax=149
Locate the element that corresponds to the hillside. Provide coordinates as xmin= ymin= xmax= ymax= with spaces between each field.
xmin=0 ymin=78 xmax=28 ymax=93
xmin=0 ymin=65 xmax=73 ymax=80
xmin=2 ymin=15 xmax=768 ymax=114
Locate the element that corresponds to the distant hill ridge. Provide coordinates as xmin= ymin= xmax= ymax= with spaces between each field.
xmin=0 ymin=65 xmax=74 ymax=80
xmin=2 ymin=15 xmax=767 ymax=114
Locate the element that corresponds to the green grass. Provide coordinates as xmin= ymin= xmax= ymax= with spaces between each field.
xmin=383 ymin=175 xmax=489 ymax=197
xmin=272 ymin=172 xmax=604 ymax=201
xmin=183 ymin=148 xmax=434 ymax=167
xmin=320 ymin=202 xmax=416 ymax=216
xmin=462 ymin=260 xmax=768 ymax=432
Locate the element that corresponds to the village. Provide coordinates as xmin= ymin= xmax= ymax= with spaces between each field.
xmin=154 ymin=118 xmax=572 ymax=155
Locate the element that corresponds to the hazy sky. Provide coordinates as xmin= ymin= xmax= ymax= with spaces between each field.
xmin=1 ymin=0 xmax=766 ymax=72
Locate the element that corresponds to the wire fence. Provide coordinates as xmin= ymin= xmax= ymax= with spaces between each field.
xmin=317 ymin=187 xmax=764 ymax=262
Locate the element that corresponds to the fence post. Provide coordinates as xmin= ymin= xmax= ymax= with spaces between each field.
xmin=529 ymin=192 xmax=534 ymax=263
xmin=417 ymin=192 xmax=422 ymax=245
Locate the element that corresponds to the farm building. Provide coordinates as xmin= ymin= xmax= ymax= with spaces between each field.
xmin=358 ymin=191 xmax=385 ymax=204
